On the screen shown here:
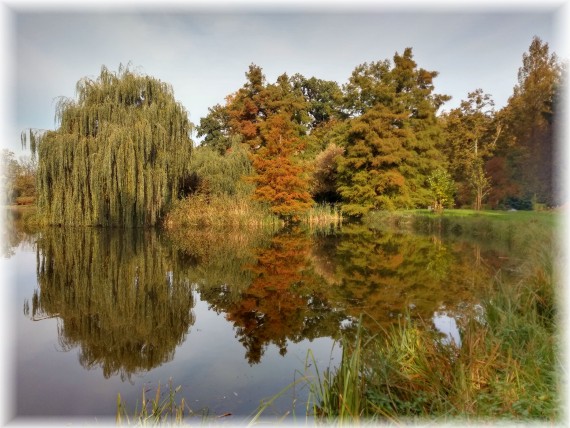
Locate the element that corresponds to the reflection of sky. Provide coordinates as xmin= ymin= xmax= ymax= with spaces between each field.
xmin=433 ymin=311 xmax=461 ymax=347
xmin=5 ymin=8 xmax=561 ymax=156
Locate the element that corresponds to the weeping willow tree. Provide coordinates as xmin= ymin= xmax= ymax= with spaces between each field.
xmin=22 ymin=64 xmax=194 ymax=226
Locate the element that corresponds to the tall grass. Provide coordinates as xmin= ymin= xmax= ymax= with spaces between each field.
xmin=302 ymin=203 xmax=343 ymax=234
xmin=163 ymin=193 xmax=283 ymax=230
xmin=116 ymin=380 xmax=199 ymax=426
xmin=303 ymin=233 xmax=560 ymax=423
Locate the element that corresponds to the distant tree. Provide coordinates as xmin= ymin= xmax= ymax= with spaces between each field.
xmin=427 ymin=168 xmax=455 ymax=213
xmin=196 ymin=103 xmax=232 ymax=154
xmin=441 ymin=89 xmax=502 ymax=210
xmin=24 ymin=65 xmax=194 ymax=226
xmin=291 ymin=74 xmax=346 ymax=129
xmin=1 ymin=149 xmax=18 ymax=204
xmin=1 ymin=149 xmax=36 ymax=205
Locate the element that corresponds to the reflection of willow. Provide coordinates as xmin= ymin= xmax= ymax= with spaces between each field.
xmin=220 ymin=230 xmax=345 ymax=364
xmin=329 ymin=225 xmax=500 ymax=332
xmin=29 ymin=228 xmax=195 ymax=380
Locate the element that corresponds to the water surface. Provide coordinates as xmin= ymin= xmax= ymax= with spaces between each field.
xmin=4 ymin=213 xmax=515 ymax=422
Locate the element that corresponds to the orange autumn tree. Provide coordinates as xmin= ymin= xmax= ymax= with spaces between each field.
xmin=251 ymin=112 xmax=312 ymax=219
xmin=224 ymin=65 xmax=313 ymax=220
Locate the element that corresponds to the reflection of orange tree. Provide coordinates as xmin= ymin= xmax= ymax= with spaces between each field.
xmin=27 ymin=228 xmax=195 ymax=380
xmin=330 ymin=225 xmax=495 ymax=332
xmin=221 ymin=230 xmax=343 ymax=364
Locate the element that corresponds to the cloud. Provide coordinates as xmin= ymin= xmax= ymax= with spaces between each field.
xmin=7 ymin=8 xmax=560 ymax=155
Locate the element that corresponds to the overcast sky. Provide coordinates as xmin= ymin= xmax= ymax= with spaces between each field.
xmin=1 ymin=2 xmax=567 ymax=156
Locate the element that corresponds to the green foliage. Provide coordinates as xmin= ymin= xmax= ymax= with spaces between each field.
xmin=427 ymin=168 xmax=455 ymax=213
xmin=196 ymin=103 xmax=232 ymax=154
xmin=337 ymin=48 xmax=448 ymax=216
xmin=441 ymin=89 xmax=500 ymax=209
xmin=28 ymin=64 xmax=193 ymax=226
xmin=337 ymin=106 xmax=414 ymax=216
xmin=117 ymin=380 xmax=204 ymax=425
xmin=291 ymin=74 xmax=346 ymax=128
xmin=188 ymin=140 xmax=254 ymax=197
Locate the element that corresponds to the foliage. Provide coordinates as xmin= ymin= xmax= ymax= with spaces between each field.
xmin=163 ymin=193 xmax=281 ymax=230
xmin=116 ymin=379 xmax=205 ymax=425
xmin=309 ymin=143 xmax=344 ymax=203
xmin=25 ymin=64 xmax=193 ymax=226
xmin=337 ymin=48 xmax=448 ymax=216
xmin=337 ymin=106 xmax=415 ymax=215
xmin=290 ymin=74 xmax=346 ymax=129
xmin=488 ymin=37 xmax=562 ymax=207
xmin=186 ymin=141 xmax=254 ymax=197
xmin=1 ymin=149 xmax=37 ymax=205
xmin=427 ymin=168 xmax=455 ymax=213
xmin=195 ymin=103 xmax=232 ymax=154
xmin=441 ymin=89 xmax=501 ymax=210
xmin=250 ymin=113 xmax=313 ymax=219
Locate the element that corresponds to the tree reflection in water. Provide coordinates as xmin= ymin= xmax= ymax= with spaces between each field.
xmin=23 ymin=223 xmax=506 ymax=374
xmin=27 ymin=228 xmax=195 ymax=380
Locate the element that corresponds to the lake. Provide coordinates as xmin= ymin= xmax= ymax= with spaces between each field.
xmin=2 ymin=210 xmax=518 ymax=424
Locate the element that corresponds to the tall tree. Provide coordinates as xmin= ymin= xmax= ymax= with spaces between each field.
xmin=494 ymin=36 xmax=562 ymax=207
xmin=23 ymin=65 xmax=194 ymax=226
xmin=223 ymin=66 xmax=313 ymax=219
xmin=337 ymin=105 xmax=415 ymax=215
xmin=250 ymin=112 xmax=313 ymax=219
xmin=441 ymin=89 xmax=501 ymax=210
xmin=337 ymin=48 xmax=448 ymax=215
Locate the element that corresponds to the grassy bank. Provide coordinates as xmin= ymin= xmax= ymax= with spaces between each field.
xmin=304 ymin=213 xmax=561 ymax=423
xmin=366 ymin=208 xmax=558 ymax=234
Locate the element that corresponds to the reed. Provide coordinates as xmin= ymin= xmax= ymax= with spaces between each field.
xmin=116 ymin=379 xmax=196 ymax=426
xmin=163 ymin=193 xmax=283 ymax=231
xmin=302 ymin=203 xmax=343 ymax=233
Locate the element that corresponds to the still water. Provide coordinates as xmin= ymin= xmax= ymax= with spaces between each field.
xmin=3 ymin=211 xmax=514 ymax=423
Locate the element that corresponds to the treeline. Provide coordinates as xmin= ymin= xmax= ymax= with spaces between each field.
xmin=195 ymin=36 xmax=563 ymax=215
xmin=21 ymin=36 xmax=563 ymax=226
xmin=1 ymin=149 xmax=36 ymax=205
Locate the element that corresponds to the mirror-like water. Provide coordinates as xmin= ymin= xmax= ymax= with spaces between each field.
xmin=3 ymin=209 xmax=516 ymax=421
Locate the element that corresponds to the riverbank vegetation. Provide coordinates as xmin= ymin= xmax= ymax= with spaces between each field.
xmin=305 ymin=226 xmax=559 ymax=423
